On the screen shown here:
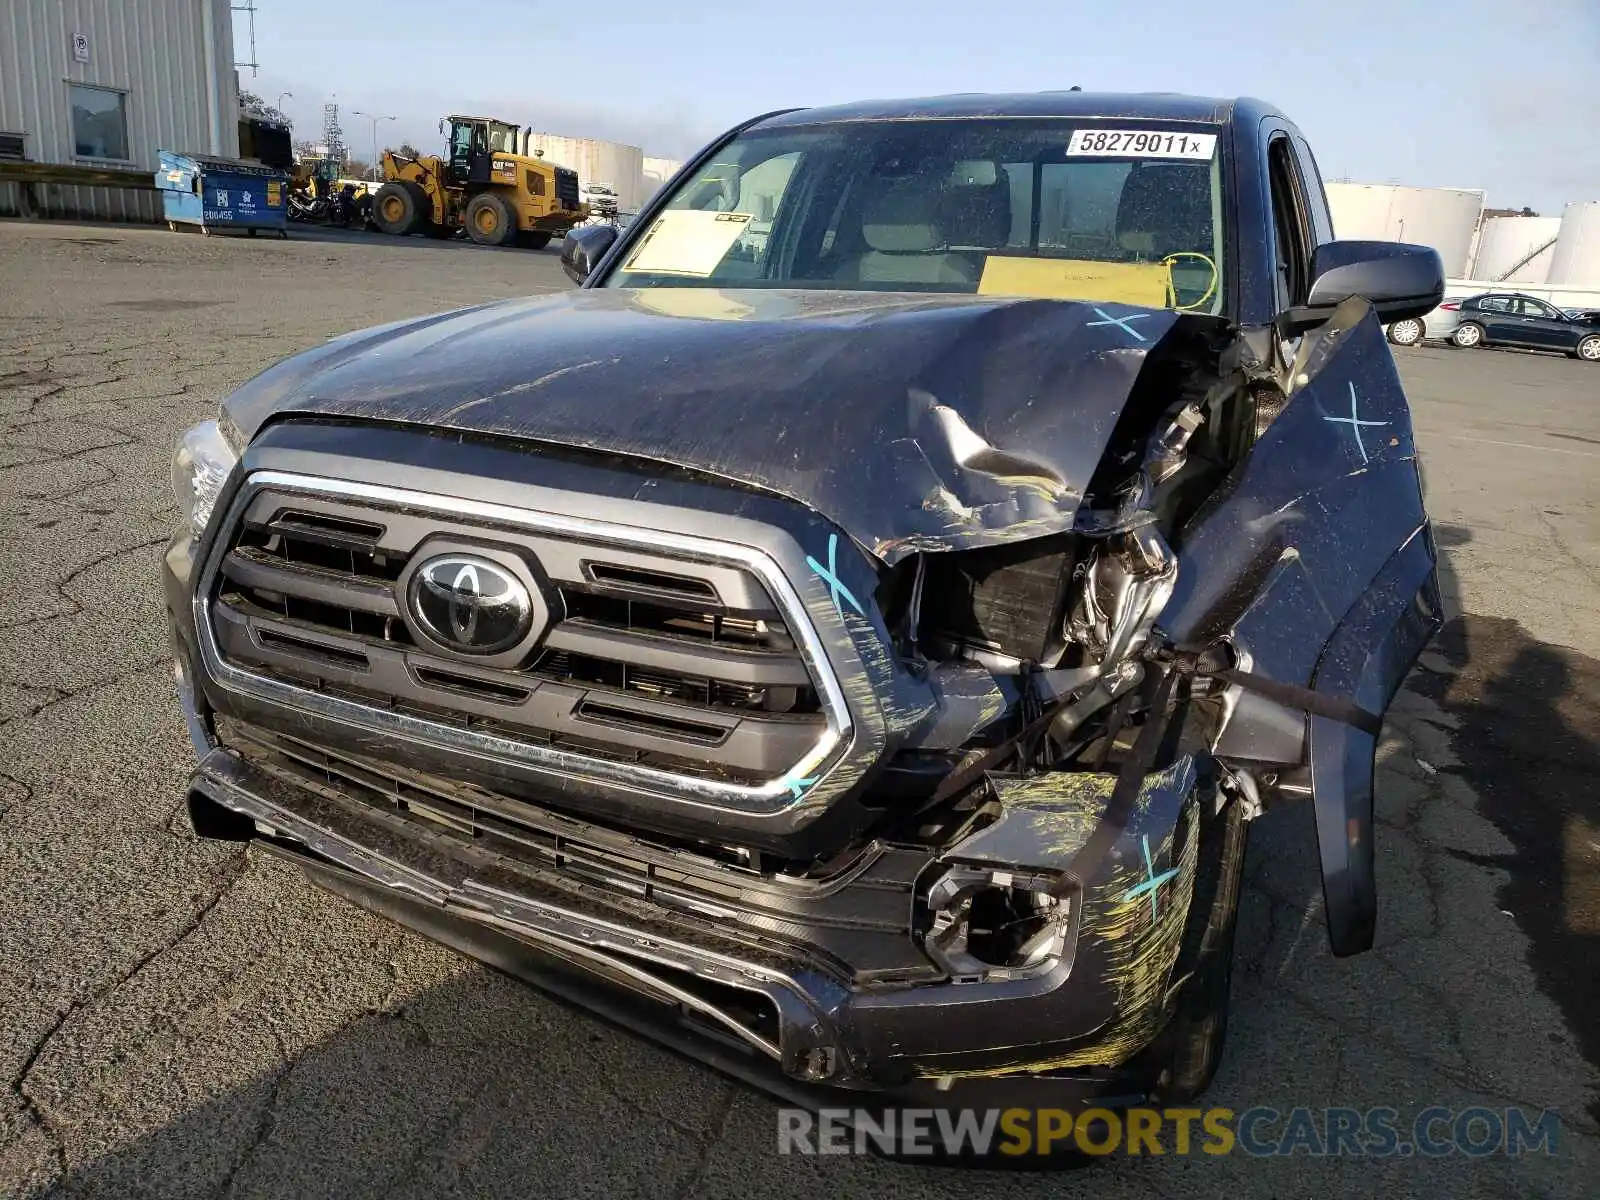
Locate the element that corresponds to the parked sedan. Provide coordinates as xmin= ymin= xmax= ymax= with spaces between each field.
xmin=1450 ymin=292 xmax=1600 ymax=361
xmin=1385 ymin=300 xmax=1462 ymax=347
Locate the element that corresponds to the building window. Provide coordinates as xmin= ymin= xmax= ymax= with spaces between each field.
xmin=69 ymin=84 xmax=129 ymax=161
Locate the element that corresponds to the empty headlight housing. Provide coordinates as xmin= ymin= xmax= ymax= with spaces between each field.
xmin=171 ymin=418 xmax=239 ymax=539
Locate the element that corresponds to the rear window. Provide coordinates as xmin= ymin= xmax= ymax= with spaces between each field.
xmin=601 ymin=119 xmax=1227 ymax=314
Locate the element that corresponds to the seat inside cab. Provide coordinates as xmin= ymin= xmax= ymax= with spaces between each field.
xmin=826 ymin=157 xmax=1216 ymax=305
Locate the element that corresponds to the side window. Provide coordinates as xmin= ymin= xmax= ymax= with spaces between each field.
xmin=1266 ymin=135 xmax=1312 ymax=311
xmin=1479 ymin=296 xmax=1511 ymax=313
xmin=1524 ymin=298 xmax=1561 ymax=320
xmin=1290 ymin=135 xmax=1335 ymax=246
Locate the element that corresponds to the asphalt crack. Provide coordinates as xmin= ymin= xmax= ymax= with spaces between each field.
xmin=215 ymin=1023 xmax=294 ymax=1200
xmin=7 ymin=851 xmax=250 ymax=1181
xmin=670 ymin=1082 xmax=738 ymax=1200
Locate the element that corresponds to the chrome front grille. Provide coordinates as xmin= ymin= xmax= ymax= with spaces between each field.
xmin=198 ymin=473 xmax=851 ymax=805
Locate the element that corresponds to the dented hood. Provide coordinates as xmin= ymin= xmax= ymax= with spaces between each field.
xmin=224 ymin=287 xmax=1187 ymax=563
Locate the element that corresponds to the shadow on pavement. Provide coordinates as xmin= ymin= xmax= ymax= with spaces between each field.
xmin=1412 ymin=614 xmax=1600 ymax=1125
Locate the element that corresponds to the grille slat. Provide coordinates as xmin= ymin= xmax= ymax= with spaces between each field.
xmin=209 ymin=485 xmax=834 ymax=789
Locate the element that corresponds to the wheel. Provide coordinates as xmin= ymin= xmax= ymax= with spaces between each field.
xmin=465 ymin=193 xmax=518 ymax=246
xmin=517 ymin=231 xmax=553 ymax=250
xmin=1145 ymin=786 xmax=1248 ymax=1103
xmin=371 ymin=181 xmax=425 ymax=236
xmin=1386 ymin=317 xmax=1424 ymax=347
xmin=1452 ymin=321 xmax=1485 ymax=348
xmin=1575 ymin=333 xmax=1600 ymax=362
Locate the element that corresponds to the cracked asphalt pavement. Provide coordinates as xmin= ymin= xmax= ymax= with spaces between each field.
xmin=2 ymin=220 xmax=1597 ymax=1198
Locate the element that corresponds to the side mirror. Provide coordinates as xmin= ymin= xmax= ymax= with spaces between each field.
xmin=561 ymin=224 xmax=619 ymax=285
xmin=1280 ymin=240 xmax=1445 ymax=335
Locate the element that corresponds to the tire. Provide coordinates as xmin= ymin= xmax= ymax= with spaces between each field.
xmin=1386 ymin=318 xmax=1424 ymax=347
xmin=518 ymin=231 xmax=553 ymax=250
xmin=465 ymin=192 xmax=518 ymax=246
xmin=371 ymin=181 xmax=425 ymax=236
xmin=1146 ymin=786 xmax=1248 ymax=1103
xmin=1575 ymin=333 xmax=1600 ymax=362
xmin=1452 ymin=321 xmax=1485 ymax=349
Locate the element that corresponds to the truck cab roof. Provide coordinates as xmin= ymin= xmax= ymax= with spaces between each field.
xmin=751 ymin=92 xmax=1288 ymax=132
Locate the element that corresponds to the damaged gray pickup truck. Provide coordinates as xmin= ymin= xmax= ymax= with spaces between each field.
xmin=165 ymin=93 xmax=1447 ymax=1130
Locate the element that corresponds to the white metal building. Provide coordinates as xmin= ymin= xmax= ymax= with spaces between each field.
xmin=0 ymin=0 xmax=239 ymax=221
xmin=527 ymin=133 xmax=646 ymax=213
xmin=1325 ymin=183 xmax=1485 ymax=279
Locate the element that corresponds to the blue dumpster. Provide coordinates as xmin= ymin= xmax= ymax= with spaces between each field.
xmin=155 ymin=151 xmax=289 ymax=237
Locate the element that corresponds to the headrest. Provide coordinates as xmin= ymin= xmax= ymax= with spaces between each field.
xmin=1114 ymin=164 xmax=1213 ymax=257
xmin=941 ymin=182 xmax=1012 ymax=248
xmin=862 ymin=179 xmax=943 ymax=253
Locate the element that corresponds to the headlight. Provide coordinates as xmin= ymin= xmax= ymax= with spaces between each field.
xmin=171 ymin=419 xmax=239 ymax=538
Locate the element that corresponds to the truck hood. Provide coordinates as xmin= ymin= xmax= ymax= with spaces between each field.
xmin=223 ymin=287 xmax=1194 ymax=563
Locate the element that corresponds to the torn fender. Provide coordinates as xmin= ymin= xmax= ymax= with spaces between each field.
xmin=1309 ymin=523 xmax=1443 ymax=956
xmin=218 ymin=288 xmax=1200 ymax=564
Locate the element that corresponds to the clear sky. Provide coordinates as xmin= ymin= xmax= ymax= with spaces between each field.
xmin=236 ymin=0 xmax=1598 ymax=213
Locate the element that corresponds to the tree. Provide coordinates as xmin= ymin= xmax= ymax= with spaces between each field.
xmin=396 ymin=142 xmax=422 ymax=160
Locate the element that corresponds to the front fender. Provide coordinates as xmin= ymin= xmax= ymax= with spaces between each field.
xmin=1309 ymin=522 xmax=1443 ymax=956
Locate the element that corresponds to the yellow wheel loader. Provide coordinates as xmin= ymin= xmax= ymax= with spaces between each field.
xmin=370 ymin=116 xmax=586 ymax=248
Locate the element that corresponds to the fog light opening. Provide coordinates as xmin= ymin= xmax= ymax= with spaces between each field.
xmin=924 ymin=866 xmax=1072 ymax=981
xmin=967 ymin=885 xmax=1057 ymax=967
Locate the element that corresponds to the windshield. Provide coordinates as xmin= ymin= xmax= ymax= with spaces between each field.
xmin=602 ymin=119 xmax=1227 ymax=313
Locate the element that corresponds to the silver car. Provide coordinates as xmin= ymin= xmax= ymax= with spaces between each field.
xmin=1386 ymin=299 xmax=1463 ymax=347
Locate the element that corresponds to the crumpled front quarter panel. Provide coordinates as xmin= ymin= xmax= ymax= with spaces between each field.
xmin=1165 ymin=303 xmax=1429 ymax=688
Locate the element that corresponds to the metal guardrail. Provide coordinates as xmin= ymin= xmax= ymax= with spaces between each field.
xmin=0 ymin=160 xmax=158 ymax=220
xmin=0 ymin=160 xmax=158 ymax=190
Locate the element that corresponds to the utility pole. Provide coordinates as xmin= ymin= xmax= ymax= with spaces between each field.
xmin=351 ymin=110 xmax=396 ymax=182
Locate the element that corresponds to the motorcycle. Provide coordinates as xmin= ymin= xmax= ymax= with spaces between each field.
xmin=287 ymin=188 xmax=326 ymax=223
xmin=327 ymin=183 xmax=372 ymax=231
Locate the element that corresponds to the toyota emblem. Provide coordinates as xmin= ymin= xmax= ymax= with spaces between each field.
xmin=407 ymin=554 xmax=535 ymax=655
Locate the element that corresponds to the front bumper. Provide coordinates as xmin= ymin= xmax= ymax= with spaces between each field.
xmin=184 ymin=738 xmax=1195 ymax=1112
xmin=167 ymin=503 xmax=1208 ymax=1112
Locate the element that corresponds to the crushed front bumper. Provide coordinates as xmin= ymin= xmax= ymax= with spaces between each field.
xmin=168 ymin=515 xmax=1209 ymax=1114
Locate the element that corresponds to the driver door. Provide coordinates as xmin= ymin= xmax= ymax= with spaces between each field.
xmin=446 ymin=122 xmax=484 ymax=187
xmin=1511 ymin=297 xmax=1577 ymax=350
